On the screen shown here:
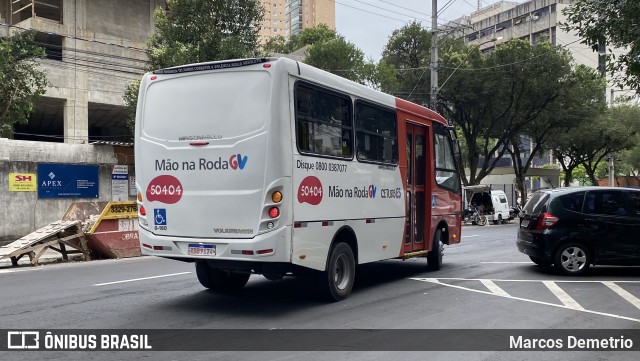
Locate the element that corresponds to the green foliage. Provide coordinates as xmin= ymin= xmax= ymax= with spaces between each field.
xmin=125 ymin=0 xmax=265 ymax=131
xmin=563 ymin=0 xmax=640 ymax=90
xmin=438 ymin=39 xmax=573 ymax=187
xmin=148 ymin=0 xmax=264 ymax=69
xmin=262 ymin=24 xmax=381 ymax=85
xmin=542 ymin=65 xmax=608 ymax=186
xmin=0 ymin=31 xmax=48 ymax=138
xmin=305 ymin=37 xmax=365 ymax=83
xmin=262 ymin=24 xmax=337 ymax=55
xmin=380 ymin=21 xmax=432 ymax=105
xmin=576 ymin=105 xmax=640 ymax=185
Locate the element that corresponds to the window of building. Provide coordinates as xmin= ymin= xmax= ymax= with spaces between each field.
xmin=34 ymin=32 xmax=63 ymax=61
xmin=514 ymin=16 xmax=527 ymax=25
xmin=495 ymin=20 xmax=512 ymax=32
xmin=11 ymin=0 xmax=62 ymax=24
xmin=295 ymin=82 xmax=353 ymax=158
xmin=355 ymin=101 xmax=397 ymax=164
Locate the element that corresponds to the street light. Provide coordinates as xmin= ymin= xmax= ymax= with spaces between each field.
xmin=430 ymin=37 xmax=502 ymax=108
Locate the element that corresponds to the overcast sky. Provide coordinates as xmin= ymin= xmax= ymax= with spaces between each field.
xmin=335 ymin=0 xmax=506 ymax=61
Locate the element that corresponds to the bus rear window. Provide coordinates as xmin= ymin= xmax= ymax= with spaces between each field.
xmin=142 ymin=71 xmax=270 ymax=140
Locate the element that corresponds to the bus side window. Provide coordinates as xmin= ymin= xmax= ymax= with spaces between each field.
xmin=355 ymin=101 xmax=397 ymax=165
xmin=294 ymin=82 xmax=352 ymax=158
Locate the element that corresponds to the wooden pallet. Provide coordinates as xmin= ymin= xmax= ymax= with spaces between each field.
xmin=0 ymin=221 xmax=91 ymax=267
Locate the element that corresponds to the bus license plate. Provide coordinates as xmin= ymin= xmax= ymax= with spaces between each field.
xmin=520 ymin=220 xmax=530 ymax=228
xmin=188 ymin=244 xmax=216 ymax=256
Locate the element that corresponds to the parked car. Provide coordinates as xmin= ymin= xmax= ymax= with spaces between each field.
xmin=516 ymin=187 xmax=640 ymax=275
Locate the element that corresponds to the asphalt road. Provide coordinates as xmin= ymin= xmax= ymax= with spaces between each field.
xmin=1 ymin=222 xmax=639 ymax=360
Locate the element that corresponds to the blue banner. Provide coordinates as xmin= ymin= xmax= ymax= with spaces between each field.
xmin=37 ymin=164 xmax=99 ymax=199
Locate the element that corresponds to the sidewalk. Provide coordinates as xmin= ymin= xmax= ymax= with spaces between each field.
xmin=0 ymin=248 xmax=85 ymax=269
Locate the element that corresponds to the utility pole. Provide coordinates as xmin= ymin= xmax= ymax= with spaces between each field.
xmin=430 ymin=0 xmax=438 ymax=109
xmin=607 ymin=155 xmax=615 ymax=187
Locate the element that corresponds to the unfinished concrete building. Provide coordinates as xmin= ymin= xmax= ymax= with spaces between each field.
xmin=0 ymin=0 xmax=164 ymax=144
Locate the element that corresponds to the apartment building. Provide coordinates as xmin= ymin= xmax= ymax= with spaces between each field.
xmin=450 ymin=0 xmax=638 ymax=105
xmin=0 ymin=0 xmax=162 ymax=144
xmin=259 ymin=0 xmax=335 ymax=42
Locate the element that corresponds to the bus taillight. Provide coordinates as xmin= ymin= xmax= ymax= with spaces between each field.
xmin=271 ymin=191 xmax=282 ymax=203
xmin=139 ymin=205 xmax=146 ymax=216
xmin=269 ymin=207 xmax=279 ymax=218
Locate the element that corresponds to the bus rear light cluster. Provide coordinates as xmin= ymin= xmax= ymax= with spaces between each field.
xmin=259 ymin=187 xmax=284 ymax=233
xmin=137 ymin=192 xmax=147 ymax=216
xmin=142 ymin=244 xmax=172 ymax=251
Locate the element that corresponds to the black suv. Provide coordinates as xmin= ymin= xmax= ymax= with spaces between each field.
xmin=517 ymin=187 xmax=640 ymax=275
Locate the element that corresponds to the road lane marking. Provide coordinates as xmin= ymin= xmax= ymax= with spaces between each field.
xmin=603 ymin=282 xmax=640 ymax=310
xmin=412 ymin=277 xmax=640 ymax=323
xmin=461 ymin=235 xmax=479 ymax=238
xmin=93 ymin=272 xmax=192 ymax=286
xmin=481 ymin=279 xmax=510 ymax=297
xmin=543 ymin=281 xmax=585 ymax=310
xmin=0 ymin=268 xmax=44 ymax=274
xmin=426 ymin=277 xmax=640 ymax=283
xmin=481 ymin=261 xmax=531 ymax=264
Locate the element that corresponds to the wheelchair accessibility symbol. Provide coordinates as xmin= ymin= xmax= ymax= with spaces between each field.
xmin=154 ymin=208 xmax=167 ymax=225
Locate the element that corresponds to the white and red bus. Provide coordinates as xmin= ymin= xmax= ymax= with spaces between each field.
xmin=134 ymin=57 xmax=462 ymax=301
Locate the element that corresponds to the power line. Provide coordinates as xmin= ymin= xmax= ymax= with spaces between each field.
xmin=348 ymin=0 xmax=429 ymax=22
xmin=376 ymin=0 xmax=430 ymax=17
xmin=4 ymin=23 xmax=148 ymax=53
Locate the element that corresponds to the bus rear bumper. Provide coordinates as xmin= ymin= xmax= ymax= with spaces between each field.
xmin=138 ymin=226 xmax=291 ymax=264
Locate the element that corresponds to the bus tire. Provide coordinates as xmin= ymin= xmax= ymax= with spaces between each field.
xmin=195 ymin=261 xmax=250 ymax=291
xmin=318 ymin=242 xmax=355 ymax=302
xmin=427 ymin=229 xmax=443 ymax=271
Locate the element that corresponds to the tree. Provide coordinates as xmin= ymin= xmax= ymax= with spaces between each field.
xmin=124 ymin=0 xmax=264 ymax=128
xmin=304 ymin=36 xmax=366 ymax=83
xmin=262 ymin=24 xmax=337 ymax=55
xmin=562 ymin=0 xmax=640 ymax=90
xmin=380 ymin=21 xmax=432 ymax=105
xmin=438 ymin=39 xmax=573 ymax=188
xmin=579 ymin=106 xmax=640 ymax=185
xmin=577 ymin=105 xmax=640 ymax=185
xmin=514 ymin=65 xmax=607 ymax=194
xmin=0 ymin=31 xmax=48 ymax=138
xmin=262 ymin=24 xmax=385 ymax=86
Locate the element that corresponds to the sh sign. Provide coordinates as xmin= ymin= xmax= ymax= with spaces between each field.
xmin=9 ymin=173 xmax=37 ymax=192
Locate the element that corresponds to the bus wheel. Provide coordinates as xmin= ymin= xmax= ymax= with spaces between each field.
xmin=195 ymin=261 xmax=250 ymax=291
xmin=319 ymin=242 xmax=355 ymax=301
xmin=427 ymin=229 xmax=443 ymax=271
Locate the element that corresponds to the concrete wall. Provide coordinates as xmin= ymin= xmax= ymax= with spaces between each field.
xmin=0 ymin=138 xmax=134 ymax=242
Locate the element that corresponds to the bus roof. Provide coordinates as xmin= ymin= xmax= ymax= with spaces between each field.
xmin=150 ymin=57 xmax=448 ymax=126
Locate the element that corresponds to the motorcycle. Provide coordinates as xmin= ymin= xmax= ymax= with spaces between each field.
xmin=508 ymin=204 xmax=523 ymax=221
xmin=463 ymin=205 xmax=487 ymax=226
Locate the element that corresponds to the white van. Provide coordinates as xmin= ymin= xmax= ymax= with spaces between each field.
xmin=464 ymin=186 xmax=511 ymax=224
